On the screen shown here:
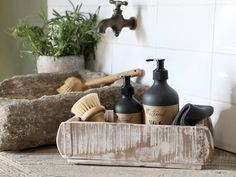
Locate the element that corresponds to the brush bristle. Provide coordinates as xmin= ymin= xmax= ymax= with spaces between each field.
xmin=71 ymin=93 xmax=101 ymax=118
xmin=57 ymin=84 xmax=73 ymax=94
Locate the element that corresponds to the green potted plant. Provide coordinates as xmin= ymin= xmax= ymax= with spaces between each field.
xmin=10 ymin=2 xmax=101 ymax=73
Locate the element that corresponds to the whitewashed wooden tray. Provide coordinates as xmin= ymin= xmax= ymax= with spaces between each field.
xmin=56 ymin=118 xmax=214 ymax=169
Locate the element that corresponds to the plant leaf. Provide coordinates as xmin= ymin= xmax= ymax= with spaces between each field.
xmin=9 ymin=1 xmax=101 ymax=59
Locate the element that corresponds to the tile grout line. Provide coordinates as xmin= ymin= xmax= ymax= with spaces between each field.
xmin=209 ymin=0 xmax=217 ymax=105
xmin=105 ymin=41 xmax=236 ymax=56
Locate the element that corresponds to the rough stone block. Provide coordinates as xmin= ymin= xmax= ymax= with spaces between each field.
xmin=0 ymin=71 xmax=147 ymax=151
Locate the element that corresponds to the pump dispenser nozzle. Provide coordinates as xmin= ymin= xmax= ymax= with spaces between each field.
xmin=121 ymin=76 xmax=134 ymax=97
xmin=146 ymin=59 xmax=168 ymax=81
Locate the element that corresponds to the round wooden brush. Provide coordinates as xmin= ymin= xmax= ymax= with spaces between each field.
xmin=57 ymin=68 xmax=143 ymax=94
xmin=71 ymin=93 xmax=105 ymax=122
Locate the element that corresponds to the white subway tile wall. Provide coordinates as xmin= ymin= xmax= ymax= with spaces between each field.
xmin=48 ymin=0 xmax=236 ymax=153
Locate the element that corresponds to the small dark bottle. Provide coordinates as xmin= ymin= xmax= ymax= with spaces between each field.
xmin=114 ymin=76 xmax=143 ymax=124
xmin=142 ymin=59 xmax=179 ymax=125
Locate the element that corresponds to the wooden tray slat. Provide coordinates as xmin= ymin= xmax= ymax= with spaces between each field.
xmin=56 ymin=122 xmax=214 ymax=169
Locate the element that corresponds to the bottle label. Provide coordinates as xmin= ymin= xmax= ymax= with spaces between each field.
xmin=143 ymin=104 xmax=179 ymax=125
xmin=116 ymin=112 xmax=143 ymax=124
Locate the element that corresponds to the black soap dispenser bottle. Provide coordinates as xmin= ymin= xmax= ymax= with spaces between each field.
xmin=142 ymin=59 xmax=179 ymax=125
xmin=114 ymin=76 xmax=143 ymax=124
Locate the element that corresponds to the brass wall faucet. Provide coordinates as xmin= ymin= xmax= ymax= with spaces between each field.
xmin=97 ymin=0 xmax=137 ymax=37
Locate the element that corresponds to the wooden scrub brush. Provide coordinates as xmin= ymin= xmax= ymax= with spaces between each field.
xmin=71 ymin=93 xmax=105 ymax=122
xmin=57 ymin=68 xmax=143 ymax=94
xmin=57 ymin=77 xmax=81 ymax=93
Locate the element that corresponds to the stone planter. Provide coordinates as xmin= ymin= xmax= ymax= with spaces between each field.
xmin=37 ymin=56 xmax=85 ymax=73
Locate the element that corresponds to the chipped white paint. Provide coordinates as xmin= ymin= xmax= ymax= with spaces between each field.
xmin=56 ymin=121 xmax=214 ymax=169
xmin=158 ymin=142 xmax=170 ymax=155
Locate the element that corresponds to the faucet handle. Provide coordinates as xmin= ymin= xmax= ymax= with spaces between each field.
xmin=109 ymin=0 xmax=128 ymax=10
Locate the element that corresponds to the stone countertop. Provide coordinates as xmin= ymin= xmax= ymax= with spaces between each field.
xmin=0 ymin=146 xmax=235 ymax=177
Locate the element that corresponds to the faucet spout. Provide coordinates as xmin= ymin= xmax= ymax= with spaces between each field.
xmin=96 ymin=18 xmax=113 ymax=34
xmin=97 ymin=15 xmax=136 ymax=37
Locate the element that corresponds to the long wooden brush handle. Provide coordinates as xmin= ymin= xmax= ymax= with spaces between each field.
xmin=84 ymin=68 xmax=143 ymax=88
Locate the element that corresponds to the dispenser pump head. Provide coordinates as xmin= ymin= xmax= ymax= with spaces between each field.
xmin=121 ymin=76 xmax=134 ymax=97
xmin=146 ymin=59 xmax=168 ymax=81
